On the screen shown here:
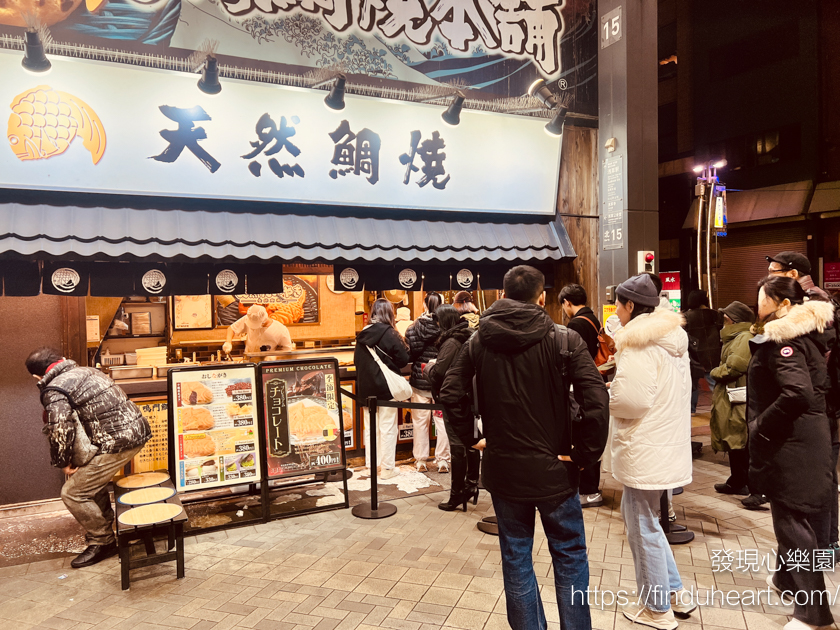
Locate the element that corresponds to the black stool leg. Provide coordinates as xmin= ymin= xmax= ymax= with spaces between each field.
xmin=176 ymin=524 xmax=185 ymax=579
xmin=119 ymin=535 xmax=130 ymax=590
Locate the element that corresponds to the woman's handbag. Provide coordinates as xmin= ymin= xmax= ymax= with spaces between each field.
xmin=70 ymin=411 xmax=99 ymax=468
xmin=726 ymin=386 xmax=747 ymax=404
xmin=367 ymin=345 xmax=412 ymax=401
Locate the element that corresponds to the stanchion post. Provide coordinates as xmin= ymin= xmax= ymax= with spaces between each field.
xmin=661 ymin=489 xmax=694 ymax=544
xmin=351 ymin=396 xmax=397 ymax=519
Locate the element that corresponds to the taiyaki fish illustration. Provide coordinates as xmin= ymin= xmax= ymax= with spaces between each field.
xmin=8 ymin=85 xmax=106 ymax=164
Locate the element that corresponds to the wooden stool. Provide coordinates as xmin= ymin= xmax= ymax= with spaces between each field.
xmin=114 ymin=472 xmax=188 ymax=590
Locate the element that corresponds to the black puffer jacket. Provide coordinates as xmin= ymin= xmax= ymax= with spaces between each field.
xmin=748 ymin=300 xmax=835 ymax=513
xmin=354 ymin=323 xmax=410 ymax=400
xmin=683 ymin=308 xmax=723 ymax=372
xmin=424 ymin=321 xmax=474 ymax=441
xmin=39 ymin=360 xmax=151 ymax=468
xmin=440 ymin=299 xmax=609 ymax=503
xmin=405 ymin=314 xmax=440 ymax=391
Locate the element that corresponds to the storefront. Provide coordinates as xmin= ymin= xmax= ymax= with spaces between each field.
xmin=0 ymin=48 xmax=581 ymax=508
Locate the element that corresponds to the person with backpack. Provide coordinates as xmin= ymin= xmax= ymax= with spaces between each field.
xmin=607 ymin=275 xmax=695 ymax=629
xmin=683 ymin=290 xmax=723 ymax=414
xmin=354 ymin=299 xmax=410 ymax=480
xmin=560 ymin=283 xmax=609 ymax=509
xmin=749 ymin=276 xmax=835 ymax=630
xmin=424 ymin=305 xmax=479 ymax=511
xmin=26 ymin=347 xmax=151 ymax=568
xmin=440 ymin=265 xmax=609 ymax=630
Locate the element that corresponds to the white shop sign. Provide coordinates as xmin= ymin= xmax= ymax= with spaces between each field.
xmin=1 ymin=51 xmax=561 ymax=216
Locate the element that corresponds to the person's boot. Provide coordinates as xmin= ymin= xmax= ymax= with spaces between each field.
xmin=439 ymin=447 xmax=468 ymax=511
xmin=741 ymin=494 xmax=769 ymax=510
xmin=70 ymin=542 xmax=118 ymax=568
xmin=465 ymin=448 xmax=481 ymax=505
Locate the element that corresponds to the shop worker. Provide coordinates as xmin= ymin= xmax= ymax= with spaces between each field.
xmin=26 ymin=347 xmax=151 ymax=568
xmin=440 ymin=265 xmax=609 ymax=630
xmin=223 ymin=304 xmax=293 ymax=356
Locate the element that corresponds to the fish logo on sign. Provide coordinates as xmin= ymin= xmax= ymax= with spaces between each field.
xmin=8 ymin=85 xmax=106 ymax=164
xmin=52 ymin=268 xmax=80 ymax=293
xmin=216 ymin=270 xmax=238 ymax=293
xmin=142 ymin=270 xmax=166 ymax=294
xmin=340 ymin=268 xmax=360 ymax=290
xmin=398 ymin=269 xmax=417 ymax=289
xmin=456 ymin=269 xmax=473 ymax=288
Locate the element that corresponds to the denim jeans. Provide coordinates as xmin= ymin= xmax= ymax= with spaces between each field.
xmin=621 ymin=486 xmax=684 ymax=612
xmin=492 ymin=492 xmax=591 ymax=630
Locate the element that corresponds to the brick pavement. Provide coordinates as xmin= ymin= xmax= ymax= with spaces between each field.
xmin=1 ymin=442 xmax=838 ymax=630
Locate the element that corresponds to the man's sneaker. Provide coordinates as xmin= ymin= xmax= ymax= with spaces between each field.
xmin=766 ymin=574 xmax=794 ymax=597
xmin=381 ymin=468 xmax=400 ymax=480
xmin=714 ymin=483 xmax=749 ymax=496
xmin=670 ymin=589 xmax=696 ymax=617
xmin=668 ymin=504 xmax=677 ymax=523
xmin=70 ymin=542 xmax=118 ymax=568
xmin=741 ymin=494 xmax=769 ymax=510
xmin=581 ymin=493 xmax=603 ymax=508
xmin=783 ymin=618 xmax=834 ymax=630
xmin=623 ymin=602 xmax=678 ymax=630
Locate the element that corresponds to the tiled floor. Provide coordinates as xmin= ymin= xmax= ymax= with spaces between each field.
xmin=1 ymin=438 xmax=838 ymax=630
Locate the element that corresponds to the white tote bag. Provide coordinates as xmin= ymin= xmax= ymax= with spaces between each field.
xmin=367 ymin=345 xmax=412 ymax=402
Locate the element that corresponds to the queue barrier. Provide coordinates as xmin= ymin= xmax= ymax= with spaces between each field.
xmin=340 ymin=388 xmax=444 ymax=520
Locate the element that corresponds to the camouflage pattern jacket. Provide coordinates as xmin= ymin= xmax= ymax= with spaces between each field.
xmin=39 ymin=360 xmax=151 ymax=468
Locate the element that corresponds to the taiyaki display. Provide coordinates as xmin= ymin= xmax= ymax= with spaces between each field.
xmin=180 ymin=407 xmax=215 ymax=432
xmin=8 ymin=85 xmax=106 ymax=165
xmin=183 ymin=436 xmax=216 ymax=459
xmin=180 ymin=382 xmax=213 ymax=406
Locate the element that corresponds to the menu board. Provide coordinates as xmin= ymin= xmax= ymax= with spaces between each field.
xmin=131 ymin=397 xmax=169 ymax=473
xmin=168 ymin=364 xmax=261 ymax=491
xmin=398 ymin=409 xmax=414 ymax=442
xmin=260 ymin=359 xmax=346 ymax=478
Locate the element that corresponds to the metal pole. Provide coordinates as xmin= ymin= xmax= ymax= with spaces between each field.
xmin=351 ymin=396 xmax=397 ymax=519
xmin=706 ymin=173 xmax=716 ymax=310
xmin=368 ymin=396 xmax=379 ymax=511
xmin=696 ymin=182 xmax=706 ymax=293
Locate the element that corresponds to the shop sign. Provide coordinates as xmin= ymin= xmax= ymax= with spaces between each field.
xmin=1 ymin=51 xmax=561 ymax=216
xmin=168 ymin=364 xmax=261 ymax=492
xmin=260 ymin=359 xmax=346 ymax=478
xmin=825 ymin=263 xmax=840 ymax=290
xmin=132 ymin=397 xmax=169 ymax=474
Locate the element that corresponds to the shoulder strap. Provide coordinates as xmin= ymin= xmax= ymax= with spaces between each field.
xmin=574 ymin=314 xmax=602 ymax=336
xmin=552 ymin=324 xmax=572 ymax=378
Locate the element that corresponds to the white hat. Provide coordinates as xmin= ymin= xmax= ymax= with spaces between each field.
xmin=245 ymin=305 xmax=268 ymax=329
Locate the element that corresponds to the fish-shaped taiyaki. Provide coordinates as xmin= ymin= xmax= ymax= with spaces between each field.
xmin=8 ymin=85 xmax=106 ymax=165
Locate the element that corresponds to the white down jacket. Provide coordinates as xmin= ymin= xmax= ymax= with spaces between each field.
xmin=606 ymin=308 xmax=693 ymax=489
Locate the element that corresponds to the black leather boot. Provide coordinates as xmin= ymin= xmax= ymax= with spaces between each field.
xmin=71 ymin=542 xmax=118 ymax=568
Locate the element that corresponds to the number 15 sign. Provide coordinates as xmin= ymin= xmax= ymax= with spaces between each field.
xmin=601 ymin=6 xmax=623 ymax=49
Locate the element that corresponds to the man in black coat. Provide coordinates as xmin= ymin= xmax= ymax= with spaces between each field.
xmin=559 ymin=283 xmax=605 ymax=509
xmin=440 ymin=266 xmax=609 ymax=630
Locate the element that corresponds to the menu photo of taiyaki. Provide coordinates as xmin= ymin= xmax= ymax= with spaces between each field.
xmin=179 ymin=381 xmax=213 ymax=406
xmin=225 ymin=403 xmax=254 ymax=418
xmin=180 ymin=407 xmax=215 ymax=432
xmin=182 ymin=433 xmax=217 ymax=459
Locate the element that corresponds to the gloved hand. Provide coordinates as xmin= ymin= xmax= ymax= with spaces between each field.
xmin=222 ymin=342 xmax=232 ymax=355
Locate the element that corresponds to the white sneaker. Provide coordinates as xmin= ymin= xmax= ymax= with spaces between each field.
xmin=670 ymin=589 xmax=696 ymax=616
xmin=381 ymin=468 xmax=400 ymax=480
xmin=766 ymin=574 xmax=792 ymax=597
xmin=437 ymin=461 xmax=450 ymax=474
xmin=623 ymin=603 xmax=678 ymax=630
xmin=784 ymin=618 xmax=834 ymax=630
xmin=416 ymin=461 xmax=428 ymax=472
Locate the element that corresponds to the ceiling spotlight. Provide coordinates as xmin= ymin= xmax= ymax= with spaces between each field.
xmin=713 ymin=159 xmax=727 ymax=169
xmin=692 ymin=165 xmax=704 ymax=173
xmin=441 ymin=91 xmax=465 ymax=127
xmin=528 ymin=78 xmax=560 ymax=109
xmin=324 ymin=74 xmax=346 ymax=111
xmin=198 ymin=55 xmax=221 ymax=95
xmin=544 ymin=105 xmax=568 ymax=137
xmin=22 ymin=29 xmax=51 ymax=73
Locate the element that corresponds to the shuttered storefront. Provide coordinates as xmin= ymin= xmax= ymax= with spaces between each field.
xmin=713 ymin=222 xmax=808 ymax=308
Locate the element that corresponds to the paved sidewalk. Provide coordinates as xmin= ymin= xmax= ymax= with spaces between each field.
xmin=1 ymin=443 xmax=838 ymax=630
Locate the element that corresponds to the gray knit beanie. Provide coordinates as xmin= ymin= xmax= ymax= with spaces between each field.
xmin=615 ymin=274 xmax=660 ymax=308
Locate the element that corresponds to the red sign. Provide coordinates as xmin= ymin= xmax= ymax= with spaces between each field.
xmin=661 ymin=272 xmax=681 ymax=291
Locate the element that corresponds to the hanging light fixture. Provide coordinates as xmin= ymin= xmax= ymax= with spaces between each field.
xmin=21 ymin=16 xmax=51 ymax=74
xmin=441 ymin=91 xmax=466 ymax=127
xmin=192 ymin=39 xmax=221 ymax=95
xmin=544 ymin=105 xmax=568 ymax=138
xmin=324 ymin=74 xmax=346 ymax=111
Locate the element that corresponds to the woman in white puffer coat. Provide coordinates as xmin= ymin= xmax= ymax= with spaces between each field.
xmin=608 ymin=274 xmax=695 ymax=630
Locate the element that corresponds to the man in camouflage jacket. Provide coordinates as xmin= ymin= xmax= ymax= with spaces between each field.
xmin=27 ymin=347 xmax=151 ymax=568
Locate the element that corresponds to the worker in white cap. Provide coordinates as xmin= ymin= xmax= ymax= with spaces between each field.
xmin=223 ymin=305 xmax=293 ymax=356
